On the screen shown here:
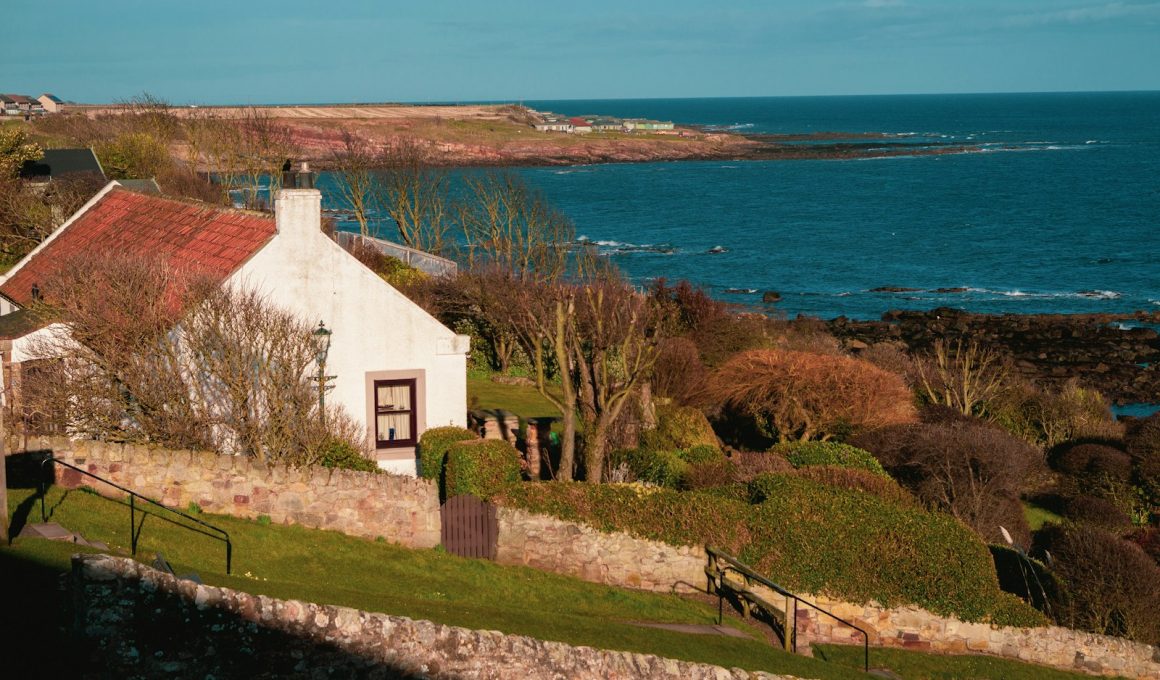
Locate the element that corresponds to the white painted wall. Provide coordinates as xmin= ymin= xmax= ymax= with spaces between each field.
xmin=231 ymin=187 xmax=469 ymax=476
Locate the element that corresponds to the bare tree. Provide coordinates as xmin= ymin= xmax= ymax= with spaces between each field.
xmin=330 ymin=130 xmax=381 ymax=237
xmin=235 ymin=108 xmax=298 ymax=210
xmin=458 ymin=171 xmax=573 ymax=278
xmin=377 ymin=138 xmax=450 ymax=252
xmin=22 ymin=250 xmax=366 ymax=465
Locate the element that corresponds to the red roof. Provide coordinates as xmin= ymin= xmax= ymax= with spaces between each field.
xmin=569 ymin=117 xmax=590 ymax=126
xmin=0 ymin=188 xmax=276 ymax=307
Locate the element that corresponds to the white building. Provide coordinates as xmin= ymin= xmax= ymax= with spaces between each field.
xmin=0 ymin=174 xmax=469 ymax=475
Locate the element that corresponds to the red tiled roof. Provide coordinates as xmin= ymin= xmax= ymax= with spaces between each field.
xmin=0 ymin=188 xmax=277 ymax=307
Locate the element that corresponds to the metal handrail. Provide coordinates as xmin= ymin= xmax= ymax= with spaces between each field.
xmin=40 ymin=456 xmax=232 ymax=574
xmin=706 ymin=546 xmax=868 ymax=672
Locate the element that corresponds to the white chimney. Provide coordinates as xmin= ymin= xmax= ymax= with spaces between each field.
xmin=274 ymin=187 xmax=322 ymax=239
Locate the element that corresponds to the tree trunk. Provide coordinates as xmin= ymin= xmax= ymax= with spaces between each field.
xmin=584 ymin=419 xmax=610 ymax=484
xmin=552 ymin=301 xmax=577 ymax=481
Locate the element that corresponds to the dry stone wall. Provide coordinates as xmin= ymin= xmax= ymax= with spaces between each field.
xmin=37 ymin=437 xmax=440 ymax=549
xmin=72 ymin=554 xmax=799 ymax=680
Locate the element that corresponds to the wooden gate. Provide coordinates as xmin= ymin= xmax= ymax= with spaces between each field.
xmin=440 ymin=495 xmax=498 ymax=560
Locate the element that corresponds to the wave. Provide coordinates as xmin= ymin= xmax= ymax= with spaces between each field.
xmin=705 ymin=123 xmax=755 ymax=132
xmin=577 ymin=236 xmax=676 ymax=255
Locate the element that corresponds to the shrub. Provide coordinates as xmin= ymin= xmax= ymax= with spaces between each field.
xmin=497 ymin=476 xmax=1044 ymax=626
xmin=640 ymin=404 xmax=718 ymax=451
xmin=741 ymin=474 xmax=1042 ymax=625
xmin=706 ymin=349 xmax=917 ymax=442
xmin=444 ymin=439 xmax=521 ymax=500
xmin=1126 ymin=412 xmax=1160 ymax=510
xmin=788 ymin=465 xmax=919 ymax=508
xmin=731 ymin=450 xmax=794 ymax=482
xmin=773 ymin=441 xmax=888 ymax=477
xmin=611 ymin=447 xmax=687 ymax=488
xmin=679 ymin=444 xmax=724 ymax=466
xmin=851 ymin=420 xmax=1043 ymax=546
xmin=1124 ymin=527 xmax=1160 ymax=565
xmin=681 ymin=460 xmax=737 ymax=490
xmin=987 ymin=380 xmax=1123 ymax=448
xmin=317 ymin=438 xmax=379 ymax=473
xmin=652 ymin=337 xmax=707 ymax=406
xmin=418 ymin=426 xmax=479 ymax=481
xmin=1051 ymin=443 xmax=1132 ymax=481
xmin=1034 ymin=524 xmax=1160 ymax=645
xmin=1060 ymin=495 xmax=1132 ymax=529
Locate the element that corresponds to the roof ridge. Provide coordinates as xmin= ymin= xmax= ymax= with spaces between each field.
xmin=107 ymin=186 xmax=274 ymax=221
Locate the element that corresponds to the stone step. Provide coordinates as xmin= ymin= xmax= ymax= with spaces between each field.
xmin=18 ymin=522 xmax=109 ymax=550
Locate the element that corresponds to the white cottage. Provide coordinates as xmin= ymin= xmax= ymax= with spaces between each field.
xmin=0 ymin=175 xmax=469 ymax=475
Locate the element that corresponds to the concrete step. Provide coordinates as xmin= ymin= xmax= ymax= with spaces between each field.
xmin=18 ymin=522 xmax=109 ymax=550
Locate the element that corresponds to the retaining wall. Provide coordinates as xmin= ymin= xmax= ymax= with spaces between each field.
xmin=71 ymin=554 xmax=796 ymax=680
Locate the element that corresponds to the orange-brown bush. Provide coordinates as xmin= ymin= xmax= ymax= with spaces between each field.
xmin=730 ymin=450 xmax=794 ymax=481
xmin=651 ymin=337 xmax=706 ymax=406
xmin=706 ymin=349 xmax=917 ymax=442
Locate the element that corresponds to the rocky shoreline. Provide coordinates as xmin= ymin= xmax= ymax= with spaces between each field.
xmin=828 ymin=307 xmax=1160 ymax=404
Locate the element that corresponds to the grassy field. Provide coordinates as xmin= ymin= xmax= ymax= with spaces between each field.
xmin=816 ymin=644 xmax=1129 ymax=680
xmin=1024 ymin=500 xmax=1065 ymax=531
xmin=467 ymin=371 xmax=562 ymax=419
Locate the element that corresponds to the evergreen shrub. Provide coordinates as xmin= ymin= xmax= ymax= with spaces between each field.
xmin=444 ymin=439 xmax=521 ymax=500
xmin=640 ymin=404 xmax=718 ymax=451
xmin=773 ymin=441 xmax=888 ymax=477
xmin=497 ymin=474 xmax=1043 ymax=627
xmin=418 ymin=426 xmax=478 ymax=481
xmin=318 ymin=438 xmax=379 ymax=473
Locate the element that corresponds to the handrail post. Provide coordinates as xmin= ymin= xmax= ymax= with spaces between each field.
xmin=226 ymin=538 xmax=232 ymax=575
xmin=130 ymin=494 xmax=137 ymax=556
xmin=793 ymin=597 xmax=799 ymax=654
xmin=784 ymin=593 xmax=794 ymax=652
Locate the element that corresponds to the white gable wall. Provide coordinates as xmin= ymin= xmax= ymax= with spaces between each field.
xmin=230 ymin=188 xmax=468 ymax=475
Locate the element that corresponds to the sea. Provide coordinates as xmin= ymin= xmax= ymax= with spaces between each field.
xmin=325 ymin=91 xmax=1160 ymax=323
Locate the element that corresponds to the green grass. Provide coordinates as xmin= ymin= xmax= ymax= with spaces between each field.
xmin=815 ymin=643 xmax=1126 ymax=680
xmin=467 ymin=371 xmax=562 ymax=419
xmin=4 ymin=484 xmax=855 ymax=679
xmin=3 ymin=484 xmax=1121 ymax=679
xmin=1024 ymin=501 xmax=1064 ymax=531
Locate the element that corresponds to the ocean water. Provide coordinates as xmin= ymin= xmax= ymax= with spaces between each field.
xmin=329 ymin=92 xmax=1160 ymax=321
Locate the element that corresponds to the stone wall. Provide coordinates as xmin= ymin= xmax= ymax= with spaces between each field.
xmin=72 ymin=554 xmax=797 ymax=680
xmin=39 ymin=437 xmax=440 ymax=549
xmin=495 ymin=508 xmax=706 ymax=593
xmin=494 ymin=508 xmax=1160 ymax=679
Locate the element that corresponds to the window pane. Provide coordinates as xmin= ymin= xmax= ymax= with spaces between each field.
xmin=376 ymin=412 xmax=412 ymax=441
xmin=376 ymin=384 xmax=411 ymax=411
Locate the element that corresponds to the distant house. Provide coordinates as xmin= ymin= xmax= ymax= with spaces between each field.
xmin=38 ymin=94 xmax=64 ymax=113
xmin=624 ymin=119 xmax=675 ymax=132
xmin=589 ymin=117 xmax=625 ymax=132
xmin=533 ymin=118 xmax=574 ymax=133
xmin=0 ymin=95 xmax=20 ymax=116
xmin=0 ymin=171 xmax=470 ymax=474
xmin=569 ymin=117 xmax=593 ymax=134
xmin=20 ymin=148 xmax=106 ymax=183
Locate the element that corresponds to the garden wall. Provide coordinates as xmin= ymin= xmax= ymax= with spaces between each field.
xmin=71 ymin=554 xmax=796 ymax=680
xmin=36 ymin=437 xmax=440 ymax=549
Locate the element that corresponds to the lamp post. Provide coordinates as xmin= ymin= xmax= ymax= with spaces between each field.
xmin=312 ymin=321 xmax=335 ymax=427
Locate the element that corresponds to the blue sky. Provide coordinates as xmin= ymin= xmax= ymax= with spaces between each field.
xmin=3 ymin=1 xmax=1159 ymax=103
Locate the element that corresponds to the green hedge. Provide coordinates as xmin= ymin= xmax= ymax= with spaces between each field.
xmin=418 ymin=426 xmax=479 ymax=481
xmin=611 ymin=445 xmax=726 ymax=488
xmin=317 ymin=438 xmax=379 ymax=473
xmin=773 ymin=441 xmax=888 ymax=477
xmin=640 ymin=404 xmax=719 ymax=450
xmin=497 ymin=475 xmax=1044 ymax=627
xmin=445 ymin=439 xmax=522 ymax=500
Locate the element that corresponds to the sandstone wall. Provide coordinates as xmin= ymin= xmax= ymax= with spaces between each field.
xmin=495 ymin=507 xmax=706 ymax=593
xmin=71 ymin=553 xmax=797 ymax=680
xmin=39 ymin=437 xmax=440 ymax=549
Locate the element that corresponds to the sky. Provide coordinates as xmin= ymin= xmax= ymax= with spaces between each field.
xmin=3 ymin=1 xmax=1159 ymax=104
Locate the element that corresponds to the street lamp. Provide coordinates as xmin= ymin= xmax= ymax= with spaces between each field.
xmin=312 ymin=321 xmax=335 ymax=426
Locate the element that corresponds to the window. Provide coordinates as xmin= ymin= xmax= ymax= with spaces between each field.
xmin=374 ymin=378 xmax=417 ymax=449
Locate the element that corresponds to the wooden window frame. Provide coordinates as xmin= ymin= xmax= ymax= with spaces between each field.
xmin=373 ymin=378 xmax=418 ymax=449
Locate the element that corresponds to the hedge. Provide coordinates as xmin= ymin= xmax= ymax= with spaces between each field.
xmin=773 ymin=441 xmax=888 ymax=477
xmin=444 ymin=439 xmax=522 ymax=500
xmin=497 ymin=475 xmax=1044 ymax=627
xmin=418 ymin=426 xmax=479 ymax=481
xmin=640 ymin=404 xmax=719 ymax=450
xmin=611 ymin=444 xmax=726 ymax=489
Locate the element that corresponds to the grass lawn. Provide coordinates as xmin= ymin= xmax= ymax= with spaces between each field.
xmin=1024 ymin=500 xmax=1064 ymax=531
xmin=3 ymin=484 xmax=856 ymax=679
xmin=467 ymin=371 xmax=562 ymax=420
xmin=2 ymin=482 xmax=1116 ymax=680
xmin=815 ymin=643 xmax=1128 ymax=680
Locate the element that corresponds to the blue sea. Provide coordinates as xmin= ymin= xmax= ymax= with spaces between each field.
xmin=332 ymin=92 xmax=1160 ymax=321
